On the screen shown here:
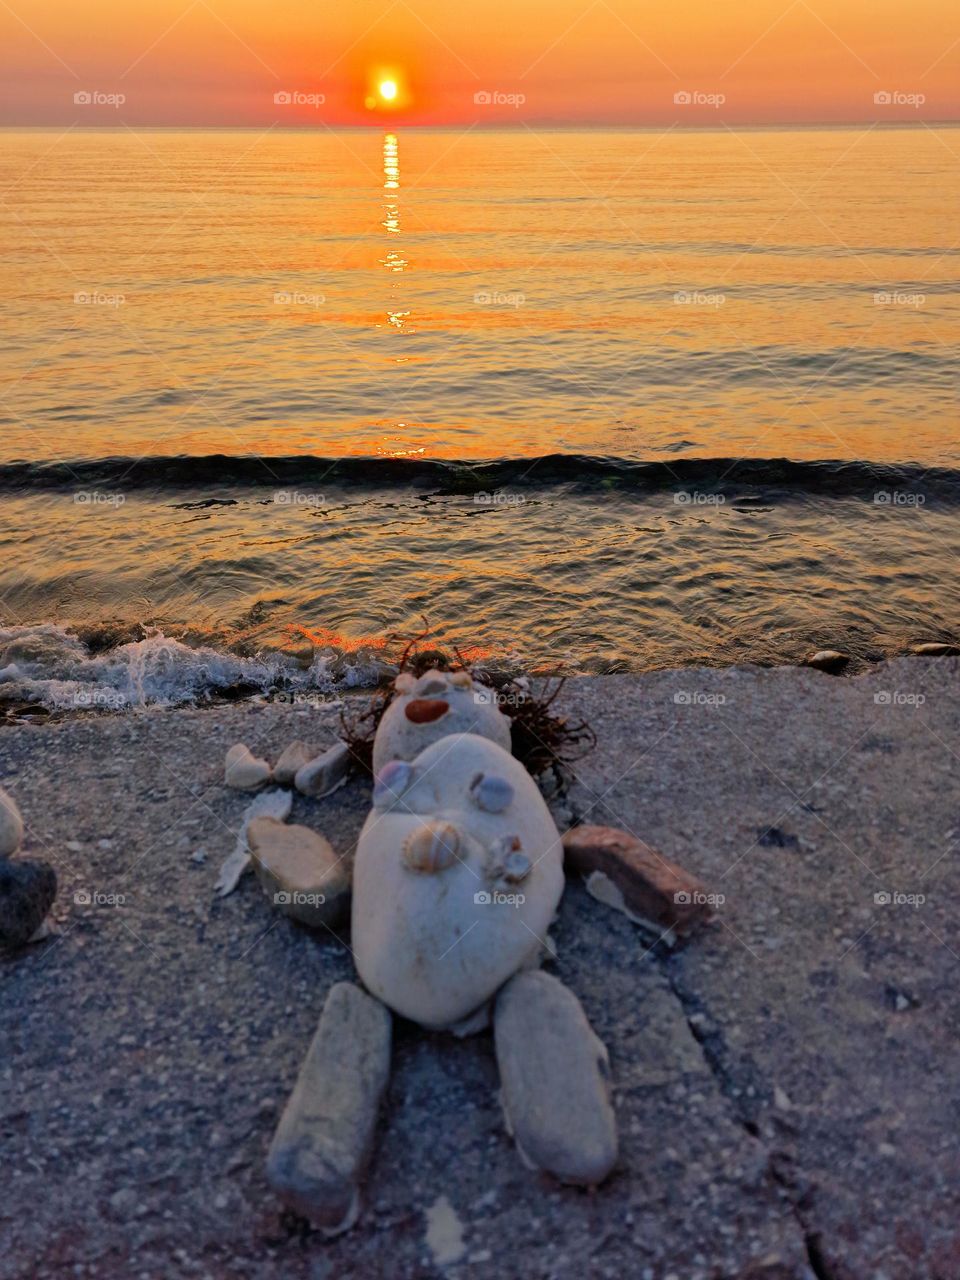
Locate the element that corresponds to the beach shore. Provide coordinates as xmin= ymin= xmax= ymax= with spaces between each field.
xmin=1 ymin=655 xmax=958 ymax=1279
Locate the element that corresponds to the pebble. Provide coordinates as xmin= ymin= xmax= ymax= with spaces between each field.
xmin=266 ymin=982 xmax=392 ymax=1234
xmin=272 ymin=740 xmax=316 ymax=787
xmin=912 ymin=641 xmax=959 ymax=656
xmin=224 ymin=743 xmax=271 ymax=790
xmin=425 ymin=1195 xmax=466 ymax=1266
xmin=0 ymin=856 xmax=57 ymax=948
xmin=294 ymin=741 xmax=351 ymax=798
xmin=494 ymin=969 xmax=617 ymax=1186
xmin=0 ymin=786 xmax=24 ymax=857
xmin=247 ymin=816 xmax=351 ymax=929
xmin=805 ymin=650 xmax=849 ymax=672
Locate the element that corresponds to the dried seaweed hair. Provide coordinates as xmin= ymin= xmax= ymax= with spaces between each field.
xmin=339 ymin=621 xmax=595 ymax=789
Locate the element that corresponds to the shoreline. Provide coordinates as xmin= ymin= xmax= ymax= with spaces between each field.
xmin=2 ymin=654 xmax=958 ymax=1278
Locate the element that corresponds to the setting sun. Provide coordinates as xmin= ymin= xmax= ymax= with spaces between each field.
xmin=378 ymin=79 xmax=398 ymax=102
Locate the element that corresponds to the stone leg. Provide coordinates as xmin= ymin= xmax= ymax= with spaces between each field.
xmin=266 ymin=981 xmax=392 ymax=1235
xmin=493 ymin=969 xmax=618 ymax=1186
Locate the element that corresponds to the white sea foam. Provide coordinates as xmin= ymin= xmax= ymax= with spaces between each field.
xmin=0 ymin=624 xmax=389 ymax=711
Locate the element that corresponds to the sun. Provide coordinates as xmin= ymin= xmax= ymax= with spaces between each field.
xmin=379 ymin=79 xmax=398 ymax=102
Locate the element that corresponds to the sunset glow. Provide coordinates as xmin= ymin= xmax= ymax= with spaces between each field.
xmin=0 ymin=0 xmax=957 ymax=125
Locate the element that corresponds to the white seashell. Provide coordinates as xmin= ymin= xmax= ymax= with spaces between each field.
xmin=402 ymin=821 xmax=460 ymax=873
xmin=394 ymin=673 xmax=416 ymax=694
xmin=470 ymin=772 xmax=514 ymax=813
xmin=501 ymin=850 xmax=532 ymax=883
xmin=449 ymin=671 xmax=473 ymax=689
xmin=372 ymin=760 xmax=414 ymax=808
xmin=372 ymin=669 xmax=512 ymax=772
xmin=353 ymin=734 xmax=563 ymax=1030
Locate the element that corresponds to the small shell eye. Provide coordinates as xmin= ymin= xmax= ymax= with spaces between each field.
xmin=502 ymin=850 xmax=532 ymax=883
xmin=373 ymin=760 xmax=413 ymax=806
xmin=394 ymin=673 xmax=416 ymax=694
xmin=470 ymin=772 xmax=514 ymax=813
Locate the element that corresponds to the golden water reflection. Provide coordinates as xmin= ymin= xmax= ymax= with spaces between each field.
xmin=379 ymin=132 xmax=412 ymax=341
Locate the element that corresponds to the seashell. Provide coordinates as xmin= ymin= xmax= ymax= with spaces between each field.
xmin=502 ymin=850 xmax=532 ymax=883
xmin=394 ymin=673 xmax=416 ymax=694
xmin=449 ymin=671 xmax=473 ymax=689
xmin=414 ymin=673 xmax=449 ymax=697
xmin=404 ymin=698 xmax=450 ymax=725
xmin=402 ymin=821 xmax=460 ymax=873
xmin=373 ymin=760 xmax=414 ymax=807
xmin=470 ymin=772 xmax=514 ymax=813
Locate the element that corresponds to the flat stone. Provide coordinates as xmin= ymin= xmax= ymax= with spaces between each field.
xmin=805 ymin=649 xmax=849 ymax=672
xmin=912 ymin=641 xmax=959 ymax=656
xmin=494 ymin=970 xmax=617 ymax=1186
xmin=294 ymin=741 xmax=351 ymax=798
xmin=273 ymin=740 xmax=316 ymax=787
xmin=267 ymin=982 xmax=392 ymax=1234
xmin=224 ymin=743 xmax=271 ymax=790
xmin=0 ymin=785 xmax=23 ymax=856
xmin=0 ymin=856 xmax=57 ymax=948
xmin=562 ymin=824 xmax=714 ymax=940
xmin=247 ymin=817 xmax=350 ymax=929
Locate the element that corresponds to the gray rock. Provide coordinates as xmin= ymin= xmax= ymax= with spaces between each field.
xmin=294 ymin=741 xmax=351 ymax=798
xmin=0 ymin=785 xmax=23 ymax=856
xmin=224 ymin=743 xmax=271 ymax=790
xmin=273 ymin=740 xmax=316 ymax=787
xmin=247 ymin=816 xmax=351 ymax=929
xmin=267 ymin=982 xmax=392 ymax=1234
xmin=494 ymin=970 xmax=617 ymax=1186
xmin=0 ymin=856 xmax=57 ymax=948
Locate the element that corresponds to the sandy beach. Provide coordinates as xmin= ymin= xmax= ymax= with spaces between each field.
xmin=2 ymin=655 xmax=958 ymax=1279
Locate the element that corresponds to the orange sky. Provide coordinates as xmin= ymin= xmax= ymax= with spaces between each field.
xmin=1 ymin=0 xmax=958 ymax=125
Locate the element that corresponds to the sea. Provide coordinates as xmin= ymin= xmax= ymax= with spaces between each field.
xmin=1 ymin=125 xmax=957 ymax=709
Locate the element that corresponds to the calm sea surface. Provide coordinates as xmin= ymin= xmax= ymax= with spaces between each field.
xmin=0 ymin=127 xmax=957 ymax=703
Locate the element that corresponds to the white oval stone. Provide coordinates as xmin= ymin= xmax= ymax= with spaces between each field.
xmin=272 ymin=740 xmax=315 ymax=787
xmin=352 ymin=734 xmax=563 ymax=1030
xmin=372 ymin=669 xmax=512 ymax=774
xmin=0 ymin=786 xmax=24 ymax=857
